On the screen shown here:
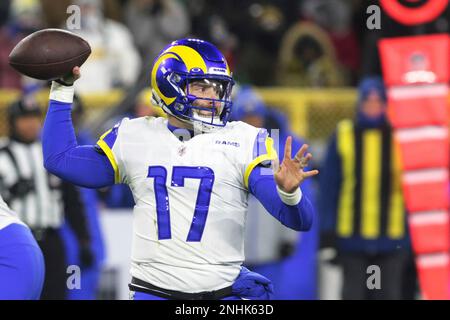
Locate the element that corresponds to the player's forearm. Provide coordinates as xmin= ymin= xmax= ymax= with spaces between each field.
xmin=42 ymin=83 xmax=115 ymax=188
xmin=249 ymin=167 xmax=314 ymax=231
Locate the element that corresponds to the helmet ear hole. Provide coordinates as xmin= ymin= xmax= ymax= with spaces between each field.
xmin=172 ymin=73 xmax=182 ymax=83
xmin=174 ymin=103 xmax=185 ymax=112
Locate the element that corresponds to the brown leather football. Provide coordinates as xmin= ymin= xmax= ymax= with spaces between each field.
xmin=8 ymin=28 xmax=91 ymax=81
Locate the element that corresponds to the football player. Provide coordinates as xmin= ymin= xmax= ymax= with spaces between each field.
xmin=0 ymin=194 xmax=45 ymax=299
xmin=42 ymin=38 xmax=318 ymax=300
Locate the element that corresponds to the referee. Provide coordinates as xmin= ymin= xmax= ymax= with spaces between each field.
xmin=0 ymin=98 xmax=93 ymax=300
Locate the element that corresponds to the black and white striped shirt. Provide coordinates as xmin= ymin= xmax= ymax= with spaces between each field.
xmin=0 ymin=194 xmax=24 ymax=230
xmin=0 ymin=139 xmax=63 ymax=229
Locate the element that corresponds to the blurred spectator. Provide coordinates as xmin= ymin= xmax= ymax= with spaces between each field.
xmin=124 ymin=0 xmax=190 ymax=62
xmin=0 ymin=0 xmax=10 ymax=27
xmin=68 ymin=0 xmax=141 ymax=93
xmin=277 ymin=22 xmax=347 ymax=87
xmin=39 ymin=0 xmax=71 ymax=28
xmin=59 ymin=93 xmax=106 ymax=300
xmin=39 ymin=0 xmax=124 ymax=29
xmin=233 ymin=85 xmax=318 ymax=299
xmin=188 ymin=0 xmax=299 ymax=86
xmin=103 ymin=0 xmax=124 ymax=22
xmin=319 ymin=77 xmax=417 ymax=299
xmin=0 ymin=0 xmax=44 ymax=89
xmin=301 ymin=0 xmax=360 ymax=84
xmin=100 ymin=88 xmax=166 ymax=135
xmin=0 ymin=97 xmax=93 ymax=299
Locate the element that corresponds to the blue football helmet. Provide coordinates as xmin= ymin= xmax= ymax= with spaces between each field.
xmin=151 ymin=38 xmax=234 ymax=132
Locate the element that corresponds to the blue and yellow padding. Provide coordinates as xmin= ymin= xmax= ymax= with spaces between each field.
xmin=96 ymin=126 xmax=120 ymax=183
xmin=244 ymin=129 xmax=278 ymax=189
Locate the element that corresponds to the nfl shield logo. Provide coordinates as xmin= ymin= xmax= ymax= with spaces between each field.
xmin=178 ymin=145 xmax=186 ymax=157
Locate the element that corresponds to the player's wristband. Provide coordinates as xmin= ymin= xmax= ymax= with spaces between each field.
xmin=276 ymin=186 xmax=302 ymax=206
xmin=49 ymin=81 xmax=74 ymax=103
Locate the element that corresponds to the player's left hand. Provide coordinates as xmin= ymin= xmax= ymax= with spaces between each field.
xmin=273 ymin=136 xmax=319 ymax=193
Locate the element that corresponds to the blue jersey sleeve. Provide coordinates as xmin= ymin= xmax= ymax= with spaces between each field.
xmin=42 ymin=99 xmax=115 ymax=188
xmin=248 ymin=165 xmax=314 ymax=231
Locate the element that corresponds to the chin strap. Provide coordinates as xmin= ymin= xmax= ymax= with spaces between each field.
xmin=151 ymin=89 xmax=164 ymax=108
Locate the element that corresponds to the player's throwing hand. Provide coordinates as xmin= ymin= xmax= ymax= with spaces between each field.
xmin=57 ymin=66 xmax=81 ymax=86
xmin=273 ymin=136 xmax=319 ymax=193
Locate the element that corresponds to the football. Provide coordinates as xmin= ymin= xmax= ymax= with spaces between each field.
xmin=8 ymin=28 xmax=91 ymax=81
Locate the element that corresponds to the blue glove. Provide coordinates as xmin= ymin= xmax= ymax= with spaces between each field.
xmin=231 ymin=266 xmax=274 ymax=300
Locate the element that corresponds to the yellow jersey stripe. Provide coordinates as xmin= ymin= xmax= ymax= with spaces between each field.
xmin=97 ymin=139 xmax=120 ymax=184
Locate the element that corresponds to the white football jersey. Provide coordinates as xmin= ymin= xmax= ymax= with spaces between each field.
xmin=97 ymin=116 xmax=276 ymax=292
xmin=0 ymin=194 xmax=24 ymax=231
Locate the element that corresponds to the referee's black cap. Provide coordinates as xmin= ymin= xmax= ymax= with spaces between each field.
xmin=8 ymin=98 xmax=42 ymax=123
